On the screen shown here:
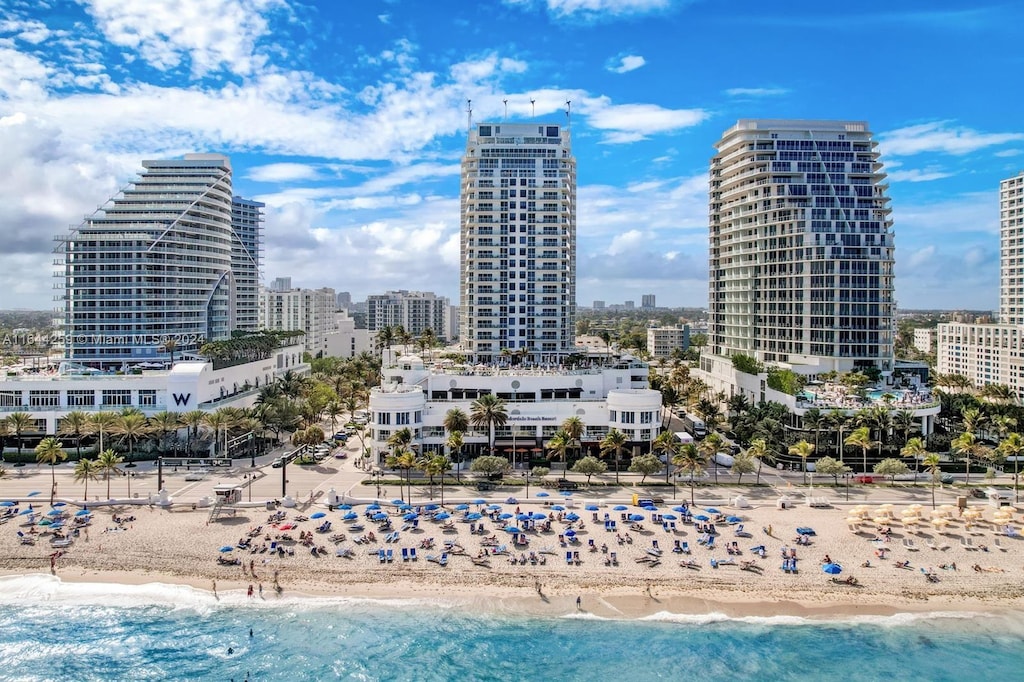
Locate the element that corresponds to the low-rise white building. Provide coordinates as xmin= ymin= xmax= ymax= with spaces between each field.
xmin=647 ymin=325 xmax=690 ymax=360
xmin=323 ymin=311 xmax=372 ymax=359
xmin=368 ymin=353 xmax=662 ymax=467
xmin=937 ymin=322 xmax=1024 ymax=400
xmin=0 ymin=345 xmax=308 ymax=435
xmin=259 ymin=285 xmax=337 ymax=354
xmin=913 ymin=328 xmax=936 ymax=354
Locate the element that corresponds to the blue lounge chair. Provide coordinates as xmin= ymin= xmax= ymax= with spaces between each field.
xmin=670 ymin=522 xmax=677 ymax=532
xmin=410 ymin=547 xmax=418 ymax=561
xmin=681 ymin=541 xmax=690 ymax=554
xmin=378 ymin=549 xmax=386 ymax=563
xmin=796 ymin=527 xmax=816 ymax=536
xmin=439 ymin=552 xmax=449 ymax=567
xmin=402 ymin=547 xmax=409 ymax=561
xmin=386 ymin=548 xmax=394 ymax=562
xmin=706 ymin=536 xmax=715 ymax=549
xmin=566 ymin=551 xmax=573 ymax=565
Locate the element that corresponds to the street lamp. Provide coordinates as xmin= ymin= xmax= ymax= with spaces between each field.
xmin=525 ymin=470 xmax=531 ymax=499
xmin=373 ymin=468 xmax=382 ymax=499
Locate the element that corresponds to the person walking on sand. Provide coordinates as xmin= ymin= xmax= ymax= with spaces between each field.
xmin=576 ymin=595 xmax=581 ymax=610
xmin=258 ymin=582 xmax=263 ymax=598
xmin=212 ymin=580 xmax=217 ymax=597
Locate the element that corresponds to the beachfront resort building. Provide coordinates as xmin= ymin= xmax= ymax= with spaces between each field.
xmin=367 ymin=290 xmax=453 ymax=341
xmin=646 ymin=325 xmax=691 ymax=360
xmin=937 ymin=172 xmax=1024 ymax=400
xmin=259 ymin=284 xmax=337 ymax=355
xmin=0 ymin=344 xmax=307 ymax=436
xmin=459 ymin=121 xmax=577 ymax=364
xmin=913 ymin=328 xmax=937 ymax=354
xmin=55 ymin=154 xmax=265 ymax=368
xmin=367 ymin=350 xmax=661 ymax=467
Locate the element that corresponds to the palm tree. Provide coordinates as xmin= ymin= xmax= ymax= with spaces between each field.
xmin=374 ymin=326 xmax=395 ymax=356
xmin=7 ymin=412 xmax=34 ymax=457
xmin=747 ymin=438 xmax=775 ymax=485
xmin=469 ymin=394 xmax=508 ymax=457
xmin=35 ymin=437 xmax=67 ymax=506
xmin=600 ymin=428 xmax=628 ymax=484
xmin=424 ymin=453 xmax=450 ymax=504
xmin=0 ymin=417 xmax=9 ymax=461
xmin=561 ymin=416 xmax=585 ymax=465
xmin=96 ymin=449 xmax=124 ymax=499
xmin=545 ymin=429 xmax=570 ymax=468
xmin=802 ymin=408 xmax=825 ymax=455
xmin=892 ymin=410 xmax=918 ymax=449
xmin=997 ymin=432 xmax=1024 ymax=504
xmin=951 ymin=431 xmax=989 ymax=486
xmin=325 ymin=401 xmax=343 ymax=434
xmin=162 ymin=338 xmax=178 ymax=365
xmin=789 ymin=440 xmax=815 ymax=485
xmin=148 ymin=410 xmax=181 ymax=454
xmin=699 ymin=432 xmax=725 ymax=485
xmin=960 ymin=406 xmax=987 ymax=438
xmin=446 ymin=430 xmax=464 ymax=483
xmin=901 ymin=436 xmax=928 ymax=474
xmin=923 ymin=452 xmax=942 ymax=509
xmin=201 ymin=410 xmax=233 ymax=457
xmin=74 ymin=457 xmax=99 ymax=501
xmin=112 ymin=413 xmax=150 ymax=467
xmin=844 ymin=426 xmax=875 ymax=475
xmin=826 ymin=410 xmax=849 ymax=460
xmin=88 ymin=411 xmax=119 ymax=455
xmin=652 ymin=430 xmax=678 ymax=484
xmin=443 ymin=408 xmax=469 ymax=476
xmin=58 ymin=410 xmax=91 ymax=458
xmin=672 ymin=443 xmax=705 ymax=505
xmin=181 ymin=409 xmax=206 ymax=454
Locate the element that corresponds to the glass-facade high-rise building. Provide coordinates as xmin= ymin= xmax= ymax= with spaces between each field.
xmin=707 ymin=119 xmax=895 ymax=373
xmin=55 ymin=153 xmax=263 ymax=367
xmin=459 ymin=122 xmax=576 ymax=363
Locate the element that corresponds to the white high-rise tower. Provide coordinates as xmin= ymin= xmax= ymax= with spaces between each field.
xmin=707 ymin=119 xmax=895 ymax=374
xmin=459 ymin=121 xmax=577 ymax=364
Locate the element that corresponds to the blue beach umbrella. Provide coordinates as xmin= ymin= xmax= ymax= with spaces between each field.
xmin=373 ymin=512 xmax=388 ymax=520
xmin=310 ymin=512 xmax=326 ymax=519
xmin=505 ymin=497 xmax=518 ymax=504
xmin=0 ymin=501 xmax=14 ymax=507
xmin=19 ymin=509 xmax=34 ymax=516
xmin=455 ymin=503 xmax=470 ymax=511
xmin=434 ymin=512 xmax=450 ymax=520
xmin=343 ymin=512 xmax=358 ymax=520
xmin=487 ymin=504 xmax=502 ymax=510
xmin=391 ymin=499 xmax=404 ymax=506
xmin=552 ymin=505 xmax=565 ymax=511
xmin=399 ymin=504 xmax=413 ymax=511
xmin=564 ymin=528 xmax=576 ymax=536
xmin=75 ymin=509 xmax=92 ymax=517
xmin=367 ymin=504 xmax=381 ymax=511
xmin=499 ymin=512 xmax=514 ymax=519
xmin=531 ymin=512 xmax=547 ymax=520
xmin=694 ymin=514 xmax=710 ymax=522
xmin=585 ymin=505 xmax=599 ymax=511
xmin=403 ymin=513 xmax=419 ymax=521
xmin=339 ymin=504 xmax=353 ymax=510
xmin=559 ymin=491 xmax=574 ymax=497
xmin=504 ymin=525 xmax=522 ymax=533
xmin=642 ymin=505 xmax=657 ymax=511
xmin=472 ymin=498 xmax=486 ymax=505
xmin=52 ymin=502 xmax=67 ymax=507
xmin=516 ymin=513 xmax=531 ymax=521
xmin=46 ymin=509 xmax=62 ymax=517
xmin=613 ymin=505 xmax=628 ymax=511
xmin=424 ymin=504 xmax=439 ymax=511
xmin=27 ymin=491 xmax=40 ymax=497
xmin=823 ymin=563 xmax=842 ymax=575
xmin=706 ymin=508 xmax=721 ymax=514
xmin=535 ymin=492 xmax=550 ymax=498
xmin=629 ymin=514 xmax=645 ymax=521
xmin=672 ymin=506 xmax=688 ymax=512
xmin=662 ymin=514 xmax=678 ymax=520
xmin=565 ymin=513 xmax=580 ymax=522
xmin=219 ymin=546 xmax=235 ymax=553
xmin=466 ymin=512 xmax=483 ymax=520
xmin=727 ymin=516 xmax=743 ymax=524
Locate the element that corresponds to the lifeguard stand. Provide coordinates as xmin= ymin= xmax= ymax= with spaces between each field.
xmin=209 ymin=484 xmax=242 ymax=522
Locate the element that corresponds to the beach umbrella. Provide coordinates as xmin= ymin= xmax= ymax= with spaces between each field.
xmin=727 ymin=516 xmax=742 ymax=523
xmin=367 ymin=504 xmax=381 ymax=510
xmin=403 ymin=513 xmax=419 ymax=521
xmin=487 ymin=504 xmax=503 ymax=510
xmin=27 ymin=491 xmax=40 ymax=497
xmin=46 ymin=509 xmax=62 ymax=517
xmin=845 ymin=517 xmax=862 ymax=525
xmin=564 ymin=529 xmax=576 ymax=537
xmin=0 ymin=501 xmax=14 ymax=507
xmin=219 ymin=545 xmax=235 ymax=553
xmin=504 ymin=525 xmax=522 ymax=533
xmin=642 ymin=505 xmax=657 ymax=511
xmin=391 ymin=499 xmax=404 ymax=505
xmin=466 ymin=512 xmax=482 ymax=520
xmin=536 ymin=492 xmax=550 ymax=498
xmin=629 ymin=514 xmax=645 ymax=521
xmin=473 ymin=498 xmax=486 ymax=505
xmin=694 ymin=514 xmax=709 ymax=522
xmin=343 ymin=512 xmax=358 ymax=520
xmin=531 ymin=512 xmax=547 ymax=520
xmin=311 ymin=512 xmax=326 ymax=519
xmin=552 ymin=505 xmax=565 ymax=511
xmin=424 ymin=504 xmax=439 ymax=511
xmin=339 ymin=504 xmax=353 ymax=510
xmin=434 ymin=512 xmax=450 ymax=520
xmin=19 ymin=509 xmax=34 ymax=516
xmin=373 ymin=513 xmax=388 ymax=521
xmin=566 ymin=513 xmax=580 ymax=521
xmin=75 ymin=509 xmax=92 ymax=517
xmin=50 ymin=521 xmax=63 ymax=529
xmin=672 ymin=506 xmax=688 ymax=512
xmin=38 ymin=518 xmax=53 ymax=526
xmin=705 ymin=508 xmax=720 ymax=514
xmin=505 ymin=497 xmax=518 ymax=504
xmin=455 ymin=503 xmax=470 ymax=511
xmin=662 ymin=514 xmax=678 ymax=521
xmin=585 ymin=505 xmax=599 ymax=511
xmin=822 ymin=563 xmax=842 ymax=575
xmin=559 ymin=491 xmax=574 ymax=497
xmin=52 ymin=502 xmax=67 ymax=507
xmin=613 ymin=505 xmax=628 ymax=511
xmin=399 ymin=504 xmax=413 ymax=511
xmin=279 ymin=523 xmax=296 ymax=530
xmin=499 ymin=513 xmax=514 ymax=520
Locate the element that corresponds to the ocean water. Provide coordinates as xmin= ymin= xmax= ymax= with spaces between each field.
xmin=0 ymin=575 xmax=1021 ymax=681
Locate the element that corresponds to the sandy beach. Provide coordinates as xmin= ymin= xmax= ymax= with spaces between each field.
xmin=3 ymin=491 xmax=1024 ymax=619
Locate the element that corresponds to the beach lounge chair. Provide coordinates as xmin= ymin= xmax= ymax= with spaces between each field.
xmin=734 ymin=524 xmax=745 ymax=535
xmin=681 ymin=541 xmax=690 ymax=554
xmin=925 ymin=539 xmax=937 ymax=550
xmin=1006 ymin=526 xmax=1020 ymax=538
xmin=795 ymin=527 xmax=816 ymax=536
xmin=410 ymin=547 xmax=418 ymax=560
xmin=993 ymin=537 xmax=1006 ymax=551
xmin=706 ymin=536 xmax=715 ymax=550
xmin=673 ymin=540 xmax=682 ymax=553
xmin=610 ymin=551 xmax=618 ymax=566
xmin=439 ymin=552 xmax=449 ymax=567
xmin=566 ymin=551 xmax=574 ymax=565
xmin=904 ymin=538 xmax=919 ymax=551
xmin=670 ymin=522 xmax=677 ymax=532
xmin=378 ymin=549 xmax=386 ymax=563
xmin=387 ymin=549 xmax=394 ymax=562
xmin=402 ymin=547 xmax=409 ymax=561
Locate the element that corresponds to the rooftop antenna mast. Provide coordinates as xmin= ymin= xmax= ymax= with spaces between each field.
xmin=530 ymin=98 xmax=536 ymax=119
xmin=566 ymin=100 xmax=572 ymax=129
xmin=466 ymin=99 xmax=472 ymax=132
xmin=503 ymin=99 xmax=508 ymax=121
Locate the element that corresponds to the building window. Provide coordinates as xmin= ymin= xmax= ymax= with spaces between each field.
xmin=396 ymin=412 xmax=410 ymax=425
xmin=29 ymin=391 xmax=59 ymax=408
xmin=101 ymin=390 xmax=132 ymax=407
xmin=67 ymin=390 xmax=95 ymax=407
xmin=640 ymin=429 xmax=652 ymax=441
xmin=621 ymin=411 xmax=636 ymax=424
xmin=640 ymin=411 xmax=653 ymax=424
xmin=609 ymin=410 xmax=617 ymax=422
xmin=139 ymin=390 xmax=157 ymax=407
xmin=377 ymin=413 xmax=391 ymax=426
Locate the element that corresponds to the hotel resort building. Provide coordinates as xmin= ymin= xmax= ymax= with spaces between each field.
xmin=459 ymin=121 xmax=577 ymax=364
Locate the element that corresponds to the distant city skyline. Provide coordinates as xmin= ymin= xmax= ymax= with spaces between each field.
xmin=0 ymin=1 xmax=1021 ymax=311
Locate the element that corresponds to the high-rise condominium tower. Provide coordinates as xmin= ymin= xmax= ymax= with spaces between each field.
xmin=459 ymin=122 xmax=576 ymax=364
xmin=56 ymin=153 xmax=262 ymax=367
xmin=999 ymin=171 xmax=1024 ymax=324
xmin=708 ymin=120 xmax=894 ymax=373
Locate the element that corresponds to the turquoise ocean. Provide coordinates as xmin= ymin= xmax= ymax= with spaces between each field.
xmin=0 ymin=575 xmax=1021 ymax=681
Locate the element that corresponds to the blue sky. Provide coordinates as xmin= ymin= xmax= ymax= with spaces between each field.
xmin=1 ymin=0 xmax=1022 ymax=312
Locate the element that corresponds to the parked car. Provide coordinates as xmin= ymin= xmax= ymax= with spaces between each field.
xmin=271 ymin=457 xmax=284 ymax=468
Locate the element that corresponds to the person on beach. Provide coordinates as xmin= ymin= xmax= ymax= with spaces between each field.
xmin=212 ymin=580 xmax=217 ymax=597
xmin=258 ymin=583 xmax=263 ymax=597
xmin=247 ymin=584 xmax=254 ymax=598
xmin=576 ymin=596 xmax=581 ymax=610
